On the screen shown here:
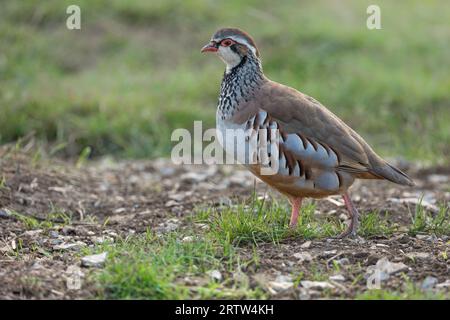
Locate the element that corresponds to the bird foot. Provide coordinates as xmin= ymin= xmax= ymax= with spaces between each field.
xmin=334 ymin=218 xmax=359 ymax=239
xmin=335 ymin=193 xmax=360 ymax=239
xmin=335 ymin=228 xmax=357 ymax=239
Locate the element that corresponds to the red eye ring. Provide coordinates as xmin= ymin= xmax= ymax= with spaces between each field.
xmin=221 ymin=39 xmax=234 ymax=47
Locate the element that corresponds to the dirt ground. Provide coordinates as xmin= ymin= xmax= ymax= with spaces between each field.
xmin=0 ymin=146 xmax=449 ymax=299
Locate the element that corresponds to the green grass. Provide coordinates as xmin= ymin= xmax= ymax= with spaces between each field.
xmin=356 ymin=282 xmax=448 ymax=300
xmin=195 ymin=197 xmax=344 ymax=245
xmin=89 ymin=230 xmax=265 ymax=299
xmin=0 ymin=175 xmax=6 ymax=189
xmin=87 ymin=196 xmax=448 ymax=299
xmin=3 ymin=207 xmax=96 ymax=231
xmin=195 ymin=196 xmax=404 ymax=244
xmin=1 ymin=0 xmax=449 ymax=161
xmin=358 ymin=211 xmax=397 ymax=238
xmin=409 ymin=202 xmax=450 ymax=236
xmin=7 ymin=210 xmax=54 ymax=230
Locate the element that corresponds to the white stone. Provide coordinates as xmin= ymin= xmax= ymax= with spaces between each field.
xmin=300 ymin=280 xmax=335 ymax=290
xmin=53 ymin=241 xmax=86 ymax=251
xmin=300 ymin=241 xmax=312 ymax=249
xmin=406 ymin=252 xmax=430 ymax=260
xmin=329 ymin=274 xmax=345 ymax=282
xmin=268 ymin=275 xmax=294 ymax=293
xmin=366 ymin=257 xmax=408 ymax=280
xmin=181 ymin=236 xmax=194 ymax=243
xmin=421 ymin=276 xmax=438 ymax=290
xmin=293 ymin=252 xmax=313 ymax=262
xmin=207 ymin=270 xmax=222 ymax=281
xmin=165 ymin=200 xmax=179 ymax=207
xmin=436 ymin=280 xmax=450 ymax=289
xmin=81 ymin=252 xmax=107 ymax=268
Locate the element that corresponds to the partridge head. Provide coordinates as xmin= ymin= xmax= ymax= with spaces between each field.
xmin=201 ymin=28 xmax=259 ymax=73
xmin=201 ymin=28 xmax=414 ymax=238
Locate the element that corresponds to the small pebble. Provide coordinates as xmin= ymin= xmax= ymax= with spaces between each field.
xmin=421 ymin=276 xmax=438 ymax=290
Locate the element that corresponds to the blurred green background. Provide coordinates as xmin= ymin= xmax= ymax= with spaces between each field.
xmin=1 ymin=0 xmax=449 ymax=162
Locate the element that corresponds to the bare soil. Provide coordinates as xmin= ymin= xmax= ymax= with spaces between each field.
xmin=0 ymin=147 xmax=449 ymax=299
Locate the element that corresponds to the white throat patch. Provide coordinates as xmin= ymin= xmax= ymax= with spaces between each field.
xmin=217 ymin=46 xmax=241 ymax=73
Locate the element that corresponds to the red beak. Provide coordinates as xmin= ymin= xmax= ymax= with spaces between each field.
xmin=201 ymin=42 xmax=218 ymax=53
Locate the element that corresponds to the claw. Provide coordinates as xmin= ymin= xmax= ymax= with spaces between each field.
xmin=336 ymin=228 xmax=357 ymax=239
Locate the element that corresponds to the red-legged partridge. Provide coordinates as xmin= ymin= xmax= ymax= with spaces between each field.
xmin=201 ymin=28 xmax=414 ymax=237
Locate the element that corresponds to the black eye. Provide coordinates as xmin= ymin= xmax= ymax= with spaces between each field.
xmin=221 ymin=39 xmax=233 ymax=47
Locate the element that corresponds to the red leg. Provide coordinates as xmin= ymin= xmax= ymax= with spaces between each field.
xmin=288 ymin=197 xmax=303 ymax=228
xmin=338 ymin=193 xmax=360 ymax=238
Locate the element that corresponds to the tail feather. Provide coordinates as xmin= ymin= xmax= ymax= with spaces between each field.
xmin=371 ymin=162 xmax=415 ymax=186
